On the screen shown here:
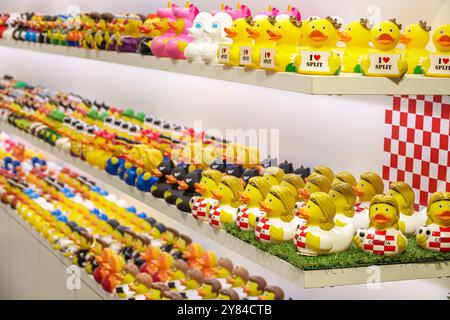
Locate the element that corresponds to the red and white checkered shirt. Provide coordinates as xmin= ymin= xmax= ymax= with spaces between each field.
xmin=209 ymin=205 xmax=221 ymax=227
xmin=294 ymin=225 xmax=308 ymax=249
xmin=236 ymin=206 xmax=249 ymax=230
xmin=359 ymin=227 xmax=403 ymax=256
xmin=191 ymin=198 xmax=209 ymax=221
xmin=255 ymin=218 xmax=271 ymax=243
xmin=424 ymin=224 xmax=450 ymax=252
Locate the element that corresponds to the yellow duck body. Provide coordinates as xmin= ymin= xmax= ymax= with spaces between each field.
xmin=360 ymin=20 xmax=408 ymax=78
xmin=221 ymin=17 xmax=255 ymax=67
xmin=294 ymin=17 xmax=342 ymax=75
xmin=400 ymin=22 xmax=430 ymax=74
xmin=246 ymin=15 xmax=277 ymax=70
xmin=340 ymin=19 xmax=371 ymax=73
xmin=266 ymin=16 xmax=302 ymax=72
xmin=421 ymin=24 xmax=450 ymax=77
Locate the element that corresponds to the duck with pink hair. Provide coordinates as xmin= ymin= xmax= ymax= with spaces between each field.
xmin=150 ymin=2 xmax=179 ymax=57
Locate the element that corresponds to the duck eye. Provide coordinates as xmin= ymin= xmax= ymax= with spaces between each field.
xmin=269 ymin=198 xmax=272 ymax=202
xmin=440 ymin=30 xmax=444 ymax=34
xmin=361 ymin=183 xmax=364 ymax=187
xmin=322 ymin=25 xmax=325 ymax=30
xmin=312 ymin=25 xmax=315 ymax=29
xmin=379 ymin=28 xmax=382 ymax=32
xmin=390 ymin=29 xmax=393 ymax=32
xmin=439 ymin=204 xmax=443 ymax=208
xmin=256 ymin=24 xmax=260 ymax=27
xmin=385 ymin=208 xmax=389 ymax=212
xmin=278 ymin=25 xmax=281 ymax=29
xmin=212 ymin=23 xmax=218 ymax=28
xmin=307 ymin=204 xmax=310 ymax=208
xmin=195 ymin=23 xmax=201 ymax=28
xmin=348 ymin=27 xmax=351 ymax=31
xmin=375 ymin=207 xmax=378 ymax=210
xmin=332 ymin=194 xmax=335 ymax=197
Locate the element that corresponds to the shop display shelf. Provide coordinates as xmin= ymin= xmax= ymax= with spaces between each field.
xmin=1 ymin=205 xmax=115 ymax=300
xmin=3 ymin=122 xmax=450 ymax=289
xmin=1 ymin=39 xmax=449 ymax=96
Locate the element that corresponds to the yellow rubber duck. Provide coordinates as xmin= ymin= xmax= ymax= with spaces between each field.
xmin=197 ymin=278 xmax=221 ymax=300
xmin=421 ymin=24 xmax=450 ymax=77
xmin=298 ymin=173 xmax=332 ymax=202
xmin=128 ymin=273 xmax=154 ymax=300
xmin=259 ymin=285 xmax=284 ymax=300
xmin=245 ymin=15 xmax=277 ymax=69
xmin=329 ymin=182 xmax=357 ymax=230
xmin=400 ymin=21 xmax=431 ymax=74
xmin=219 ymin=16 xmax=255 ymax=66
xmin=238 ymin=176 xmax=271 ymax=230
xmin=208 ymin=175 xmax=244 ymax=228
xmin=190 ymin=169 xmax=222 ymax=221
xmin=352 ymin=171 xmax=384 ymax=229
xmin=266 ymin=16 xmax=302 ymax=72
xmin=255 ymin=185 xmax=299 ymax=243
xmin=243 ymin=276 xmax=266 ymax=299
xmin=354 ymin=194 xmax=408 ymax=256
xmin=360 ymin=19 xmax=408 ymax=77
xmin=339 ymin=19 xmax=371 ymax=73
xmin=262 ymin=166 xmax=285 ymax=186
xmin=332 ymin=171 xmax=357 ymax=187
xmin=295 ymin=192 xmax=354 ymax=256
xmin=416 ymin=192 xmax=450 ymax=252
xmin=294 ymin=17 xmax=342 ymax=75
xmin=312 ymin=164 xmax=335 ymax=183
xmin=388 ymin=181 xmax=426 ymax=235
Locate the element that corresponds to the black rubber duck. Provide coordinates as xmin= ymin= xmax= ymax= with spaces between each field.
xmin=242 ymin=168 xmax=260 ymax=184
xmin=175 ymin=171 xmax=202 ymax=212
xmin=150 ymin=159 xmax=176 ymax=198
xmin=225 ymin=164 xmax=244 ymax=178
xmin=164 ymin=164 xmax=189 ymax=205
xmin=279 ymin=160 xmax=294 ymax=173
xmin=294 ymin=165 xmax=311 ymax=180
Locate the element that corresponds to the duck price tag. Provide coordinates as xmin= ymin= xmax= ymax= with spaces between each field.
xmin=427 ymin=55 xmax=450 ymax=75
xmin=368 ymin=53 xmax=400 ymax=75
xmin=240 ymin=46 xmax=252 ymax=66
xmin=299 ymin=50 xmax=331 ymax=72
xmin=260 ymin=48 xmax=275 ymax=69
xmin=218 ymin=44 xmax=230 ymax=64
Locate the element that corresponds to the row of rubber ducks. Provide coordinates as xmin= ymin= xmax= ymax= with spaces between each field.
xmin=1 ymin=3 xmax=449 ymax=78
xmin=1 ymin=75 xmax=448 ymax=257
xmin=0 ymin=135 xmax=285 ymax=300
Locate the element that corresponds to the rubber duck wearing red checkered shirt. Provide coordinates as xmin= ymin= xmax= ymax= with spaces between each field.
xmin=388 ymin=181 xmax=427 ymax=235
xmin=189 ymin=169 xmax=222 ymax=221
xmin=352 ymin=172 xmax=385 ymax=230
xmin=294 ymin=192 xmax=354 ymax=256
xmin=416 ymin=192 xmax=450 ymax=252
xmin=354 ymin=194 xmax=407 ymax=256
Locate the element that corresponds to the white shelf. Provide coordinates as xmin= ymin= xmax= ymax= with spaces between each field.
xmin=3 ymin=122 xmax=450 ymax=289
xmin=1 ymin=39 xmax=449 ymax=96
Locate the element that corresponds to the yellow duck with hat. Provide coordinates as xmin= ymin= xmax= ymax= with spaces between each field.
xmin=219 ymin=16 xmax=255 ymax=66
xmin=416 ymin=192 xmax=450 ymax=252
xmin=354 ymin=194 xmax=408 ymax=256
xmin=420 ymin=24 xmax=450 ymax=77
xmin=329 ymin=182 xmax=358 ymax=231
xmin=339 ymin=19 xmax=371 ymax=73
xmin=352 ymin=171 xmax=384 ymax=229
xmin=293 ymin=17 xmax=342 ymax=75
xmin=294 ymin=192 xmax=354 ymax=256
xmin=245 ymin=14 xmax=277 ymax=69
xmin=359 ymin=19 xmax=408 ymax=77
xmin=190 ymin=169 xmax=222 ymax=221
xmin=400 ymin=21 xmax=431 ymax=74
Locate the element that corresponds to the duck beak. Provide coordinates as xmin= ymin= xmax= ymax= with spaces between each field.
xmin=339 ymin=31 xmax=352 ymax=42
xmin=128 ymin=283 xmax=137 ymax=292
xmin=197 ymin=288 xmax=205 ymax=296
xmin=116 ymin=273 xmax=124 ymax=281
xmin=297 ymin=207 xmax=309 ymax=220
xmin=376 ymin=33 xmax=394 ymax=44
xmin=180 ymin=278 xmax=187 ymax=285
xmin=353 ymin=186 xmax=364 ymax=197
xmin=437 ymin=35 xmax=450 ymax=46
xmin=211 ymin=190 xmax=223 ymax=201
xmin=267 ymin=29 xmax=281 ymax=41
xmin=239 ymin=191 xmax=250 ymax=203
xmin=259 ymin=200 xmax=271 ymax=213
xmin=246 ymin=27 xmax=260 ymax=39
xmin=299 ymin=188 xmax=310 ymax=200
xmin=243 ymin=286 xmax=250 ymax=294
xmin=373 ymin=213 xmax=390 ymax=225
xmin=438 ymin=211 xmax=450 ymax=221
xmin=166 ymin=175 xmax=177 ymax=184
xmin=194 ymin=183 xmax=206 ymax=194
xmin=399 ymin=34 xmax=412 ymax=44
xmin=226 ymin=276 xmax=233 ymax=284
xmin=178 ymin=180 xmax=189 ymax=190
xmin=153 ymin=21 xmax=163 ymax=30
xmin=309 ymin=30 xmax=328 ymax=41
xmin=224 ymin=27 xmax=237 ymax=38
xmin=139 ymin=25 xmax=152 ymax=33
xmin=151 ymin=168 xmax=162 ymax=177
xmin=167 ymin=21 xmax=177 ymax=30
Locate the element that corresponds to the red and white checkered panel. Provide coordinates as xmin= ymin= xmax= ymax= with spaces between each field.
xmin=383 ymin=95 xmax=450 ymax=209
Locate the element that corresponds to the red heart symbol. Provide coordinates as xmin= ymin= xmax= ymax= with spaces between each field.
xmin=383 ymin=57 xmax=390 ymax=63
xmin=244 ymin=49 xmax=248 ymax=55
xmin=314 ymin=54 xmax=321 ymax=61
xmin=266 ymin=51 xmax=271 ymax=58
xmin=443 ymin=58 xmax=449 ymax=64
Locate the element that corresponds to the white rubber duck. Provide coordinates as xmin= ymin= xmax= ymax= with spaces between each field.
xmin=184 ymin=12 xmax=213 ymax=62
xmin=201 ymin=12 xmax=233 ymax=64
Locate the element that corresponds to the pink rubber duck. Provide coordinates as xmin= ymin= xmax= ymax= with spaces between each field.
xmin=165 ymin=2 xmax=200 ymax=59
xmin=218 ymin=4 xmax=252 ymax=20
xmin=150 ymin=2 xmax=179 ymax=57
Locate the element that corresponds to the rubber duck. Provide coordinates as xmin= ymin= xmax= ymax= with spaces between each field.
xmin=150 ymin=2 xmax=178 ymax=58
xmin=354 ymin=194 xmax=408 ymax=256
xmin=115 ymin=14 xmax=145 ymax=53
xmin=332 ymin=171 xmax=357 ymax=187
xmin=266 ymin=15 xmax=302 ymax=72
xmin=400 ymin=21 xmax=431 ymax=74
xmin=237 ymin=176 xmax=271 ymax=231
xmin=353 ymin=172 xmax=384 ymax=229
xmin=175 ymin=170 xmax=201 ymax=212
xmin=161 ymin=291 xmax=183 ymax=300
xmin=184 ymin=12 xmax=213 ymax=62
xmin=197 ymin=278 xmax=221 ymax=299
xmin=200 ymin=12 xmax=233 ymax=64
xmin=226 ymin=266 xmax=249 ymax=293
xmin=143 ymin=282 xmax=170 ymax=300
xmin=255 ymin=185 xmax=299 ymax=243
xmin=128 ymin=273 xmax=154 ymax=300
xmin=217 ymin=288 xmax=239 ymax=300
xmin=149 ymin=159 xmax=175 ymax=197
xmin=339 ymin=19 xmax=371 ymax=73
xmin=152 ymin=251 xmax=174 ymax=282
xmin=359 ymin=19 xmax=408 ymax=77
xmin=259 ymin=285 xmax=284 ymax=300
xmin=388 ymin=181 xmax=426 ymax=235
xmin=245 ymin=14 xmax=277 ymax=69
xmin=182 ymin=242 xmax=204 ymax=269
xmin=295 ymin=192 xmax=354 ymax=256
xmin=329 ymin=182 xmax=357 ymax=230
xmin=114 ymin=263 xmax=140 ymax=299
xmin=294 ymin=17 xmax=342 ymax=75
xmin=139 ymin=245 xmax=162 ymax=274
xmin=243 ymin=276 xmax=267 ymax=300
xmin=190 ymin=169 xmax=222 ymax=221
xmin=262 ymin=166 xmax=285 ymax=186
xmin=421 ymin=24 xmax=450 ymax=77
xmin=166 ymin=2 xmax=199 ymax=59
xmin=209 ymin=175 xmax=244 ymax=228
xmin=162 ymin=164 xmax=189 ymax=203
xmin=137 ymin=14 xmax=161 ymax=55
xmin=166 ymin=259 xmax=189 ymax=290
xmin=180 ymin=269 xmax=204 ymax=292
xmin=219 ymin=16 xmax=255 ymax=66
xmin=280 ymin=173 xmax=305 ymax=197
xmin=93 ymin=247 xmax=114 ymax=284
xmin=297 ymin=173 xmax=332 ymax=202
xmin=171 ymin=233 xmax=192 ymax=261
xmin=416 ymin=192 xmax=450 ymax=252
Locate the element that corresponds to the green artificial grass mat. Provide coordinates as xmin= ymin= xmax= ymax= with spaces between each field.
xmin=223 ymin=223 xmax=450 ymax=271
